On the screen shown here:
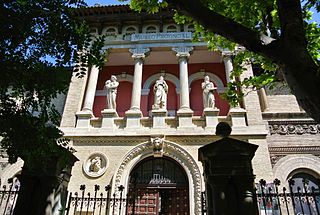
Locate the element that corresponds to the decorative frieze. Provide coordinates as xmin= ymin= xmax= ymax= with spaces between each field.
xmin=269 ymin=146 xmax=320 ymax=154
xmin=268 ymin=121 xmax=320 ymax=135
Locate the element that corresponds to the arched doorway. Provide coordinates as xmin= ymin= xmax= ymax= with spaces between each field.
xmin=126 ymin=156 xmax=189 ymax=215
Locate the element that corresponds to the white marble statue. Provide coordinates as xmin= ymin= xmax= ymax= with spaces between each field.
xmin=153 ymin=76 xmax=168 ymax=110
xmin=105 ymin=75 xmax=119 ymax=109
xmin=202 ymin=75 xmax=217 ymax=109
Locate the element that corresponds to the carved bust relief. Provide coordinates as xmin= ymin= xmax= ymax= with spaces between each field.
xmin=83 ymin=153 xmax=108 ymax=178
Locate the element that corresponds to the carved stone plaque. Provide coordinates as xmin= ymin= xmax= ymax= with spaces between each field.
xmin=83 ymin=152 xmax=108 ymax=178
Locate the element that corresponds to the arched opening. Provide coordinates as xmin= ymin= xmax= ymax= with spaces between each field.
xmin=127 ymin=156 xmax=189 ymax=215
xmin=287 ymin=170 xmax=320 ymax=214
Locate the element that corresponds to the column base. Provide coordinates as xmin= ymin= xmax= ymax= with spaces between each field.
xmin=125 ymin=109 xmax=142 ymax=129
xmin=228 ymin=107 xmax=247 ymax=127
xmin=152 ymin=109 xmax=167 ymax=128
xmin=177 ymin=108 xmax=195 ymax=128
xmin=76 ymin=110 xmax=94 ymax=128
xmin=101 ymin=109 xmax=118 ymax=129
xmin=203 ymin=108 xmax=220 ymax=128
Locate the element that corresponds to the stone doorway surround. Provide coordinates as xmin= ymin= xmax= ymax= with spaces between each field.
xmin=110 ymin=139 xmax=203 ymax=215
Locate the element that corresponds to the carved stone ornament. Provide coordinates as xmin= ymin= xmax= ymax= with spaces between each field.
xmin=150 ymin=137 xmax=165 ymax=157
xmin=83 ymin=152 xmax=108 ymax=178
xmin=269 ymin=121 xmax=320 ymax=135
xmin=270 ymin=155 xmax=286 ymax=167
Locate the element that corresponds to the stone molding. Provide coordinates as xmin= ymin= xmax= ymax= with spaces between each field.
xmin=269 ymin=146 xmax=320 ymax=154
xmin=268 ymin=121 xmax=320 ymax=135
xmin=72 ymin=137 xmax=149 ymax=145
xmin=269 ymin=146 xmax=320 ymax=167
xmin=71 ymin=136 xmax=217 ymax=146
xmin=112 ymin=139 xmax=202 ymax=215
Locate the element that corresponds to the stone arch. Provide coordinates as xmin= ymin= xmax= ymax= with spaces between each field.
xmin=112 ymin=140 xmax=202 ymax=215
xmin=189 ymin=71 xmax=225 ymax=93
xmin=115 ymin=73 xmax=133 ymax=83
xmin=143 ymin=73 xmax=179 ymax=94
xmin=273 ymin=154 xmax=320 ymax=186
xmin=0 ymin=159 xmax=24 ymax=186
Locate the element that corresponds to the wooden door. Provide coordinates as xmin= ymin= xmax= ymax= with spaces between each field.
xmin=126 ymin=157 xmax=190 ymax=215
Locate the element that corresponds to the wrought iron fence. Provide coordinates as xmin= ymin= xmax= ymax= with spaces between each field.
xmin=62 ymin=178 xmax=320 ymax=215
xmin=0 ymin=184 xmax=19 ymax=215
xmin=256 ymin=178 xmax=320 ymax=215
xmin=65 ymin=184 xmax=128 ymax=215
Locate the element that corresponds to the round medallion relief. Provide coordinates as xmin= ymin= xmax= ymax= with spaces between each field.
xmin=83 ymin=153 xmax=108 ymax=178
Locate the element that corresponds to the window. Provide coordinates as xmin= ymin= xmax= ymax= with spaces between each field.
xmin=166 ymin=25 xmax=178 ymax=33
xmin=105 ymin=27 xmax=117 ymax=36
xmin=125 ymin=26 xmax=137 ymax=35
xmin=145 ymin=26 xmax=157 ymax=33
xmin=187 ymin=24 xmax=195 ymax=32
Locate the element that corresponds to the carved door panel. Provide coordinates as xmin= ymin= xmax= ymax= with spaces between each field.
xmin=127 ymin=188 xmax=159 ymax=215
xmin=159 ymin=188 xmax=189 ymax=215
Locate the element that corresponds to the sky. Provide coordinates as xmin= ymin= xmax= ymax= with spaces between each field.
xmin=85 ymin=0 xmax=320 ymax=23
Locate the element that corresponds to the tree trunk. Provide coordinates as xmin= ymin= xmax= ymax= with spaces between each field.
xmin=278 ymin=46 xmax=320 ymax=122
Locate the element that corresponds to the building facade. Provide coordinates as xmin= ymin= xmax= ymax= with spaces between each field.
xmin=1 ymin=4 xmax=320 ymax=215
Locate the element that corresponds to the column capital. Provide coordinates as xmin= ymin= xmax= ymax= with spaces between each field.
xmin=172 ymin=46 xmax=193 ymax=58
xmin=221 ymin=51 xmax=234 ymax=60
xmin=129 ymin=47 xmax=150 ymax=59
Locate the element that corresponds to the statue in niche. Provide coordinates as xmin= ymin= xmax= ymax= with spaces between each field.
xmin=202 ymin=75 xmax=217 ymax=109
xmin=105 ymin=75 xmax=119 ymax=109
xmin=89 ymin=156 xmax=102 ymax=172
xmin=153 ymin=76 xmax=168 ymax=110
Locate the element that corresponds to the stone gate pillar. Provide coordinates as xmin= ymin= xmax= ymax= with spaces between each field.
xmin=198 ymin=122 xmax=259 ymax=215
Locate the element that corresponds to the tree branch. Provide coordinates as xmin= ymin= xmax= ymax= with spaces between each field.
xmin=277 ymin=0 xmax=307 ymax=47
xmin=168 ymin=0 xmax=278 ymax=56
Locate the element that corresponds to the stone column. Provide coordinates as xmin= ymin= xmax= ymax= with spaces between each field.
xmin=172 ymin=47 xmax=195 ymax=128
xmin=222 ymin=52 xmax=233 ymax=83
xmin=222 ymin=52 xmax=247 ymax=127
xmin=258 ymin=88 xmax=270 ymax=111
xmin=76 ymin=65 xmax=100 ymax=128
xmin=125 ymin=48 xmax=150 ymax=128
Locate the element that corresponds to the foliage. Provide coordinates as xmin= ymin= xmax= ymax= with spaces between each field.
xmin=125 ymin=0 xmax=320 ymax=108
xmin=0 ymin=0 xmax=105 ymax=170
